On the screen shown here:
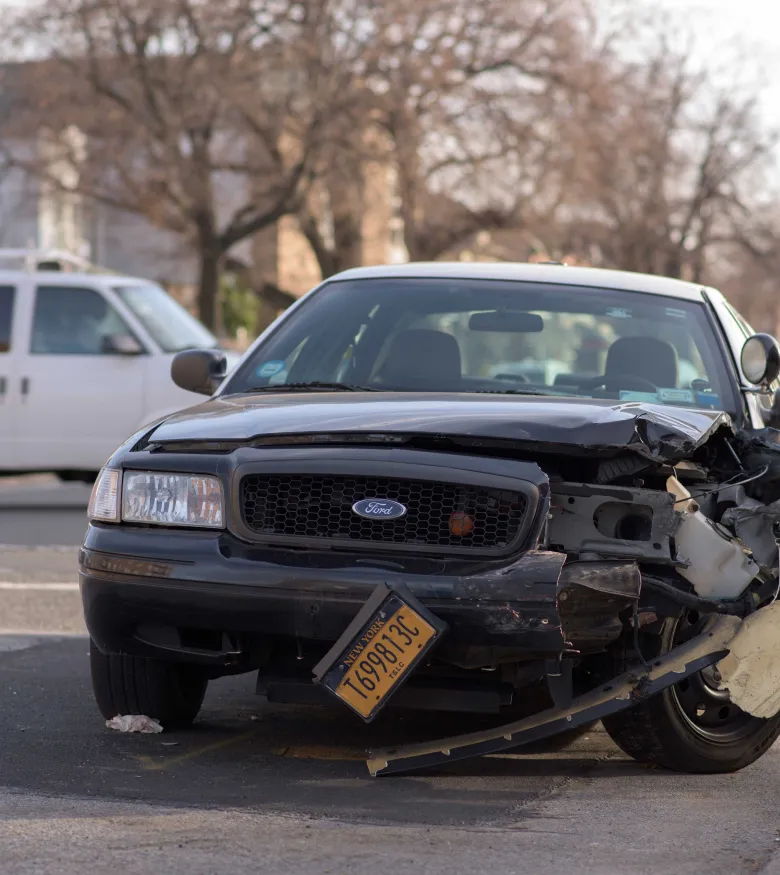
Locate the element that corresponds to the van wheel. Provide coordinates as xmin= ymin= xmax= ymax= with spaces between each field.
xmin=603 ymin=612 xmax=780 ymax=773
xmin=90 ymin=640 xmax=208 ymax=728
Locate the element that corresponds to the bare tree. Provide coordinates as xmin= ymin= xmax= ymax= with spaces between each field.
xmin=6 ymin=0 xmax=363 ymax=329
xmin=283 ymin=0 xmax=594 ymax=279
xmin=544 ymin=21 xmax=778 ymax=283
xmin=358 ymin=0 xmax=591 ymax=262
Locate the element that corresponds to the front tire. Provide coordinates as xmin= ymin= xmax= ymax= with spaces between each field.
xmin=603 ymin=612 xmax=780 ymax=773
xmin=90 ymin=640 xmax=208 ymax=728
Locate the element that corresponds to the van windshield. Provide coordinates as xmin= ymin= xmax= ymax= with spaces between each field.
xmin=226 ymin=278 xmax=738 ymax=414
xmin=115 ymin=284 xmax=219 ymax=353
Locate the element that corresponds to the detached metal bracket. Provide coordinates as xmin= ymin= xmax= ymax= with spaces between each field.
xmin=545 ymin=657 xmax=573 ymax=710
xmin=367 ymin=614 xmax=740 ymax=777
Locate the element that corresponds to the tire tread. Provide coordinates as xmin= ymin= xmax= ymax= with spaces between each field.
xmin=90 ymin=641 xmax=207 ymax=728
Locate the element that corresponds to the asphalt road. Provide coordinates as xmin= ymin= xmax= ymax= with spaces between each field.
xmin=0 ymin=476 xmax=91 ymax=547
xmin=2 ymin=479 xmax=780 ymax=874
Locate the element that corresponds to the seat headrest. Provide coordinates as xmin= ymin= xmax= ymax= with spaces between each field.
xmin=605 ymin=336 xmax=679 ymax=388
xmin=375 ymin=329 xmax=462 ymax=389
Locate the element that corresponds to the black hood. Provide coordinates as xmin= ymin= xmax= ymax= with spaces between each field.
xmin=147 ymin=393 xmax=734 ymax=462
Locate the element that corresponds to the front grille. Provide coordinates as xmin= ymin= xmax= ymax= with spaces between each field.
xmin=239 ymin=474 xmax=529 ymax=553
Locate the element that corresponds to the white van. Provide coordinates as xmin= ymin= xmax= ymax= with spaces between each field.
xmin=0 ymin=250 xmax=237 ymax=479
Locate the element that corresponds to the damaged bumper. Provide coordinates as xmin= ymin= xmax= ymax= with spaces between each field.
xmin=368 ymin=614 xmax=741 ymax=776
xmin=80 ymin=523 xmax=644 ymax=668
xmin=80 ymin=529 xmax=569 ymax=665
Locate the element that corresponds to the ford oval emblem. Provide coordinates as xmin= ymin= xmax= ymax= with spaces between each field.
xmin=352 ymin=498 xmax=407 ymax=520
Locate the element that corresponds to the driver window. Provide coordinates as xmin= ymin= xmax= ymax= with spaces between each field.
xmin=30 ymin=287 xmax=133 ymax=355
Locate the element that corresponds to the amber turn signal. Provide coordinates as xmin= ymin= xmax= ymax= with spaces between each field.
xmin=449 ymin=511 xmax=474 ymax=536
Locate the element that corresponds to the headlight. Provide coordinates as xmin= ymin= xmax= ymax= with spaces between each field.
xmin=88 ymin=468 xmax=121 ymax=522
xmin=122 ymin=472 xmax=224 ymax=528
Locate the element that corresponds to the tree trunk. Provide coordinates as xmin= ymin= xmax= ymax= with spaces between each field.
xmin=198 ymin=248 xmax=221 ymax=332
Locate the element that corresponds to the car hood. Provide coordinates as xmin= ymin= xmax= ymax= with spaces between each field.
xmin=147 ymin=393 xmax=734 ymax=461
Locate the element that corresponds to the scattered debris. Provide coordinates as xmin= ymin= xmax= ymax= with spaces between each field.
xmin=106 ymin=715 xmax=163 ymax=734
xmin=717 ymin=602 xmax=780 ymax=718
xmin=666 ymin=475 xmax=760 ymax=598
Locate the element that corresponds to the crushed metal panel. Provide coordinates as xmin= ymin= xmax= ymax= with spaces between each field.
xmin=721 ymin=495 xmax=780 ymax=571
xmin=549 ymin=482 xmax=678 ymax=563
xmin=734 ymin=427 xmax=780 ymax=504
xmin=717 ymin=602 xmax=780 ymax=718
xmin=558 ymin=560 xmax=641 ymax=651
xmin=628 ymin=405 xmax=734 ymax=461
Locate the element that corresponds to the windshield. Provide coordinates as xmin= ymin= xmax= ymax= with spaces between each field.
xmin=115 ymin=284 xmax=218 ymax=353
xmin=226 ymin=278 xmax=737 ymax=413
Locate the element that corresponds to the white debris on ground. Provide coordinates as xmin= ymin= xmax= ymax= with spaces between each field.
xmin=717 ymin=601 xmax=780 ymax=718
xmin=106 ymin=715 xmax=164 ymax=733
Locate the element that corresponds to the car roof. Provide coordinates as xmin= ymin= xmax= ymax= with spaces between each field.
xmin=326 ymin=262 xmax=711 ymax=302
xmin=0 ymin=270 xmax=152 ymax=288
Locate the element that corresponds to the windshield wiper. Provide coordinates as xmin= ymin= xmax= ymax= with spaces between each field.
xmin=475 ymin=388 xmax=555 ymax=396
xmin=246 ymin=381 xmax=380 ymax=393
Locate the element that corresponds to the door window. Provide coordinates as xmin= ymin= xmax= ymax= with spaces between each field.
xmin=0 ymin=286 xmax=14 ymax=353
xmin=30 ymin=287 xmax=135 ymax=355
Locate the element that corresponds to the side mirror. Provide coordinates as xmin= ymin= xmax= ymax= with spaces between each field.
xmin=101 ymin=333 xmax=143 ymax=356
xmin=741 ymin=333 xmax=780 ymax=387
xmin=171 ymin=348 xmax=227 ymax=396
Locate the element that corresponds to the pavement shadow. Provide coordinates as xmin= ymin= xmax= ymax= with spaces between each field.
xmin=0 ymin=636 xmax=662 ymax=827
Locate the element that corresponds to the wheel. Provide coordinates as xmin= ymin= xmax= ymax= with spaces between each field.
xmin=603 ymin=612 xmax=780 ymax=773
xmin=90 ymin=640 xmax=208 ymax=728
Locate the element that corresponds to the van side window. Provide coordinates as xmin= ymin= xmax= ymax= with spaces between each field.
xmin=31 ymin=287 xmax=133 ymax=355
xmin=0 ymin=286 xmax=14 ymax=353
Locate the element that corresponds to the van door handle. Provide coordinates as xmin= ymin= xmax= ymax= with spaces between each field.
xmin=20 ymin=376 xmax=29 ymax=399
xmin=0 ymin=376 xmax=6 ymax=398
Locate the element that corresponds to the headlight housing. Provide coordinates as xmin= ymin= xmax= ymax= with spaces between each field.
xmin=121 ymin=472 xmax=224 ymax=528
xmin=88 ymin=468 xmax=122 ymax=522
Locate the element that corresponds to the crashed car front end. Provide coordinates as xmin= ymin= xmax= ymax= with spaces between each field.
xmin=81 ymin=395 xmax=780 ymax=773
xmin=79 ymin=266 xmax=780 ymax=776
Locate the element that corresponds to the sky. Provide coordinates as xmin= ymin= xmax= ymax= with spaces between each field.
xmin=658 ymin=0 xmax=780 ymax=122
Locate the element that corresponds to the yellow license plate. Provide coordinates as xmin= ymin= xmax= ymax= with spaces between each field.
xmin=314 ymin=586 xmax=446 ymax=722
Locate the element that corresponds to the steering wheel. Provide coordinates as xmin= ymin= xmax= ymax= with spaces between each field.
xmin=493 ymin=373 xmax=528 ymax=383
xmin=579 ymin=374 xmax=660 ymax=393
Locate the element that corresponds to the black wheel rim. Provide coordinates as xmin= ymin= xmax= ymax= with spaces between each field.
xmin=670 ymin=611 xmax=759 ymax=744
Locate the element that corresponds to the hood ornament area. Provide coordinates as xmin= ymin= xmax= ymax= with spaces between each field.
xmin=352 ymin=498 xmax=408 ymax=520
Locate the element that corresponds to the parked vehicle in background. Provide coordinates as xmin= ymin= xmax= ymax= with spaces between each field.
xmin=0 ymin=250 xmax=238 ymax=480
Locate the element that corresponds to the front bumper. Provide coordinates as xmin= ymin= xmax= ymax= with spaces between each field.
xmin=80 ymin=522 xmax=641 ymax=669
xmin=79 ymin=522 xmax=568 ymax=664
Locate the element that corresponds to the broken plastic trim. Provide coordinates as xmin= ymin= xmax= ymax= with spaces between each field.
xmin=367 ymin=614 xmax=740 ymax=777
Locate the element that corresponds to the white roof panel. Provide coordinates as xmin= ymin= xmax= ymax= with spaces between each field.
xmin=326 ymin=262 xmax=709 ymax=302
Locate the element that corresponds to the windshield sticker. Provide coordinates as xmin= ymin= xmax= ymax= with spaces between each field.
xmin=606 ymin=307 xmax=632 ymax=319
xmin=658 ymin=387 xmax=694 ymax=404
xmin=619 ymin=391 xmax=660 ymax=403
xmin=696 ymin=391 xmax=721 ymax=409
xmin=256 ymin=360 xmax=286 ymax=378
xmin=665 ymin=307 xmax=688 ymax=320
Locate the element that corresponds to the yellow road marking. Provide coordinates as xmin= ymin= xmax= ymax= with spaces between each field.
xmin=135 ymin=729 xmax=259 ymax=771
xmin=134 ymin=732 xmax=364 ymax=771
xmin=271 ymin=744 xmax=364 ymax=761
